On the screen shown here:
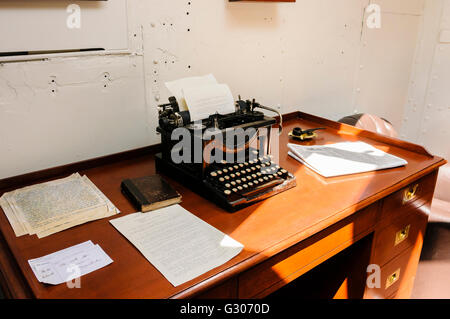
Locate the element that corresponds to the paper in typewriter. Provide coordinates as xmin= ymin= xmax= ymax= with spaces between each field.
xmin=0 ymin=173 xmax=120 ymax=238
xmin=110 ymin=204 xmax=244 ymax=287
xmin=165 ymin=74 xmax=218 ymax=111
xmin=165 ymin=74 xmax=236 ymax=121
xmin=288 ymin=141 xmax=407 ymax=178
xmin=182 ymin=83 xmax=236 ymax=122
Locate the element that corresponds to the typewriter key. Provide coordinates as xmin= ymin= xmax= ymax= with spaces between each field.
xmin=264 ymin=176 xmax=269 ymax=181
xmin=224 ymin=190 xmax=231 ymax=195
xmin=236 ymin=179 xmax=241 ymax=184
xmin=237 ymin=186 xmax=243 ymax=191
xmin=258 ymin=178 xmax=264 ymax=183
xmin=239 ymin=163 xmax=244 ymax=168
xmin=225 ymin=183 xmax=231 ymax=188
xmin=243 ymin=184 xmax=249 ymax=188
xmin=219 ymin=177 xmax=225 ymax=182
xmin=248 ymin=182 xmax=254 ymax=187
xmin=251 ymin=167 xmax=256 ymax=171
xmin=234 ymin=165 xmax=239 ymax=170
xmin=253 ymin=180 xmax=259 ymax=185
xmin=231 ymin=181 xmax=236 ymax=186
xmin=246 ymin=168 xmax=251 ymax=173
xmin=251 ymin=174 xmax=257 ymax=178
xmin=256 ymin=172 xmax=262 ymax=177
xmin=232 ymin=188 xmax=238 ymax=193
xmin=281 ymin=169 xmax=288 ymax=174
xmin=210 ymin=172 xmax=217 ymax=177
xmin=224 ymin=176 xmax=230 ymax=180
xmin=228 ymin=167 xmax=233 ymax=171
xmin=230 ymin=174 xmax=236 ymax=178
xmin=235 ymin=172 xmax=241 ymax=177
xmin=223 ymin=169 xmax=228 ymax=173
xmin=217 ymin=170 xmax=223 ymax=175
xmin=242 ymin=177 xmax=247 ymax=182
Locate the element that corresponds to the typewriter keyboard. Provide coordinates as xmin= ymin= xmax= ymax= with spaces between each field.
xmin=205 ymin=155 xmax=293 ymax=201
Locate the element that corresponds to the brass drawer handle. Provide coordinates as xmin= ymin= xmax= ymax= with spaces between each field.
xmin=386 ymin=268 xmax=401 ymax=289
xmin=403 ymin=184 xmax=419 ymax=204
xmin=395 ymin=224 xmax=411 ymax=246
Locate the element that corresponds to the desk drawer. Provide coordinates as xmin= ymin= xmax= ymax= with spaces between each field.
xmin=380 ymin=172 xmax=436 ymax=226
xmin=365 ymin=242 xmax=422 ymax=299
xmin=372 ymin=203 xmax=429 ymax=267
xmin=388 ymin=277 xmax=415 ymax=299
xmin=238 ymin=204 xmax=377 ymax=298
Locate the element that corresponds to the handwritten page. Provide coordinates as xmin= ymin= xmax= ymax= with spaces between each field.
xmin=0 ymin=173 xmax=120 ymax=238
xmin=28 ymin=241 xmax=113 ymax=285
xmin=183 ymin=83 xmax=236 ymax=122
xmin=288 ymin=141 xmax=408 ymax=178
xmin=110 ymin=204 xmax=243 ymax=287
xmin=165 ymin=74 xmax=218 ymax=111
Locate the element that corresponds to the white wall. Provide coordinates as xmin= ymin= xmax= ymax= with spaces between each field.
xmin=0 ymin=0 xmax=128 ymax=52
xmin=0 ymin=0 xmax=426 ymax=179
xmin=401 ymin=0 xmax=450 ymax=162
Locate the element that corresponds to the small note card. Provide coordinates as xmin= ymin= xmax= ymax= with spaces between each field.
xmin=28 ymin=240 xmax=113 ymax=285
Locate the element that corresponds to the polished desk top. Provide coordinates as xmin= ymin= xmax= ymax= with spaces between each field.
xmin=0 ymin=112 xmax=445 ymax=298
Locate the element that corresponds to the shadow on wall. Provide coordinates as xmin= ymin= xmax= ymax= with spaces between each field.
xmin=225 ymin=1 xmax=280 ymax=29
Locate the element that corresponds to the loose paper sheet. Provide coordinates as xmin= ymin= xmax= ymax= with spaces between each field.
xmin=165 ymin=74 xmax=218 ymax=111
xmin=110 ymin=204 xmax=243 ymax=287
xmin=288 ymin=141 xmax=408 ymax=178
xmin=28 ymin=241 xmax=113 ymax=285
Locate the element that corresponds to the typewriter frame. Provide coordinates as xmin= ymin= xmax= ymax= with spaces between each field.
xmin=155 ymin=99 xmax=296 ymax=212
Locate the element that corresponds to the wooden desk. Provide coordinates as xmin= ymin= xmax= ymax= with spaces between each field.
xmin=0 ymin=112 xmax=445 ymax=299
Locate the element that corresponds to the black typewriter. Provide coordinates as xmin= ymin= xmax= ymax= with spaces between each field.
xmin=155 ymin=96 xmax=296 ymax=212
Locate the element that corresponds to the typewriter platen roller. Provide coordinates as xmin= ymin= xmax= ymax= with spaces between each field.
xmin=155 ymin=96 xmax=296 ymax=212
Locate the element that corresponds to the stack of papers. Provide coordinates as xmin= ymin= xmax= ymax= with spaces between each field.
xmin=288 ymin=141 xmax=408 ymax=178
xmin=165 ymin=74 xmax=236 ymax=122
xmin=0 ymin=173 xmax=120 ymax=238
xmin=28 ymin=240 xmax=113 ymax=285
xmin=110 ymin=204 xmax=243 ymax=287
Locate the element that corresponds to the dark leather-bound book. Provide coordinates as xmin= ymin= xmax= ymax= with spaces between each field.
xmin=121 ymin=175 xmax=181 ymax=212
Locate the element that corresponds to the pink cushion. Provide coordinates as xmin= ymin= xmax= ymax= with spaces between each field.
xmin=430 ymin=198 xmax=450 ymax=223
xmin=434 ymin=164 xmax=450 ymax=202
